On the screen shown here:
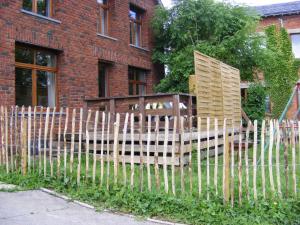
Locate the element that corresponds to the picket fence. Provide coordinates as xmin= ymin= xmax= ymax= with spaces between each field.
xmin=0 ymin=105 xmax=299 ymax=206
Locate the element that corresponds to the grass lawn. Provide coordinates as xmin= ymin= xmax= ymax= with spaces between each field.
xmin=0 ymin=144 xmax=300 ymax=225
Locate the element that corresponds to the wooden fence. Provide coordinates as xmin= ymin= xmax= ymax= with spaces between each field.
xmin=0 ymin=105 xmax=299 ymax=206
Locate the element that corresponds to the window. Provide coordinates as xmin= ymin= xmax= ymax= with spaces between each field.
xmin=129 ymin=5 xmax=142 ymax=47
xmin=128 ymin=67 xmax=146 ymax=95
xmin=15 ymin=45 xmax=57 ymax=107
xmin=97 ymin=0 xmax=109 ymax=35
xmin=99 ymin=62 xmax=109 ymax=97
xmin=22 ymin=0 xmax=52 ymax=17
xmin=291 ymin=34 xmax=300 ymax=58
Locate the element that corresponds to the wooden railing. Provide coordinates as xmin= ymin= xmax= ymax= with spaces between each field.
xmin=84 ymin=93 xmax=197 ymax=130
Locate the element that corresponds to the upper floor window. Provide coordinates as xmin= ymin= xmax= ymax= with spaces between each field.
xmin=291 ymin=33 xmax=300 ymax=59
xmin=22 ymin=0 xmax=52 ymax=17
xmin=129 ymin=5 xmax=143 ymax=47
xmin=15 ymin=44 xmax=57 ymax=107
xmin=97 ymin=0 xmax=109 ymax=35
xmin=128 ymin=67 xmax=146 ymax=95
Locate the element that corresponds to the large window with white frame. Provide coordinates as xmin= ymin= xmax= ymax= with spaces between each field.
xmin=291 ymin=33 xmax=300 ymax=59
xmin=22 ymin=0 xmax=53 ymax=17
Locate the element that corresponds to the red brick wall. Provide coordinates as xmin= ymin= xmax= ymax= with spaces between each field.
xmin=0 ymin=0 xmax=164 ymax=108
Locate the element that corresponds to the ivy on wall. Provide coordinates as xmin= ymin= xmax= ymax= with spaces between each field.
xmin=261 ymin=25 xmax=299 ymax=118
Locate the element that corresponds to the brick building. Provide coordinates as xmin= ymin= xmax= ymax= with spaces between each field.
xmin=253 ymin=1 xmax=300 ymax=118
xmin=0 ymin=0 xmax=164 ymax=108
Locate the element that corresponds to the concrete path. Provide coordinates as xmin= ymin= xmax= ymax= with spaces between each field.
xmin=0 ymin=190 xmax=160 ymax=225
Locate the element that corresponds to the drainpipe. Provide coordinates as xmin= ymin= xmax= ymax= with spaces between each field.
xmin=279 ymin=17 xmax=284 ymax=28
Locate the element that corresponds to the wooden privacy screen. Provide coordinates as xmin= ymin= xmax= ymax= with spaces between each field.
xmin=190 ymin=51 xmax=241 ymax=128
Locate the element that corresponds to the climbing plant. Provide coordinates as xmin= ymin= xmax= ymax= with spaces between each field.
xmin=260 ymin=25 xmax=299 ymax=118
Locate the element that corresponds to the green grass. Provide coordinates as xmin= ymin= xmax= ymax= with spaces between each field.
xmin=0 ymin=145 xmax=300 ymax=225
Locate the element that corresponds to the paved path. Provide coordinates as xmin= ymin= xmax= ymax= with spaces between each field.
xmin=0 ymin=190 xmax=160 ymax=225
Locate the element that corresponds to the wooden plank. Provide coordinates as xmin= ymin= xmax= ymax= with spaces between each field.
xmin=100 ymin=112 xmax=105 ymax=187
xmin=32 ymin=106 xmax=37 ymax=171
xmin=223 ymin=123 xmax=230 ymax=204
xmin=180 ymin=116 xmax=185 ymax=194
xmin=230 ymin=122 xmax=235 ymax=207
xmin=38 ymin=107 xmax=43 ymax=175
xmin=5 ymin=107 xmax=8 ymax=173
xmin=214 ymin=118 xmax=218 ymax=195
xmin=238 ymin=121 xmax=242 ymax=205
xmin=283 ymin=121 xmax=289 ymax=198
xmin=27 ymin=106 xmax=31 ymax=173
xmin=9 ymin=107 xmax=14 ymax=171
xmin=188 ymin=116 xmax=193 ymax=193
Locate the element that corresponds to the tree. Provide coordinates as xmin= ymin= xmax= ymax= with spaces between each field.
xmin=152 ymin=0 xmax=264 ymax=93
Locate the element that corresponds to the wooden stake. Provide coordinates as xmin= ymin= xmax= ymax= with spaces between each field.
xmin=245 ymin=121 xmax=251 ymax=201
xmin=14 ymin=106 xmax=19 ymax=170
xmin=180 ymin=116 xmax=185 ymax=194
xmin=146 ymin=114 xmax=151 ymax=191
xmin=38 ymin=107 xmax=43 ymax=175
xmin=92 ymin=111 xmax=99 ymax=184
xmin=269 ymin=120 xmax=275 ymax=194
xmin=224 ymin=123 xmax=230 ymax=204
xmin=139 ymin=113 xmax=144 ymax=191
xmin=70 ymin=108 xmax=76 ymax=176
xmin=57 ymin=108 xmax=63 ymax=177
xmin=113 ymin=113 xmax=120 ymax=185
xmin=122 ymin=113 xmax=129 ymax=186
xmin=130 ymin=113 xmax=135 ymax=189
xmin=27 ymin=106 xmax=31 ymax=173
xmin=261 ymin=120 xmax=266 ymax=199
xmin=222 ymin=119 xmax=227 ymax=200
xmin=214 ymin=118 xmax=218 ymax=195
xmin=5 ymin=107 xmax=9 ymax=173
xmin=77 ymin=108 xmax=83 ymax=185
xmin=154 ymin=115 xmax=160 ymax=190
xmin=291 ymin=121 xmax=297 ymax=196
xmin=238 ymin=121 xmax=243 ymax=205
xmin=206 ymin=117 xmax=210 ymax=200
xmin=9 ymin=107 xmax=14 ymax=171
xmin=49 ymin=107 xmax=56 ymax=177
xmin=172 ymin=116 xmax=177 ymax=196
xmin=188 ymin=116 xmax=193 ymax=193
xmin=44 ymin=107 xmax=50 ymax=177
xmin=163 ymin=116 xmax=169 ymax=194
xmin=230 ymin=122 xmax=235 ymax=207
xmin=32 ymin=106 xmax=37 ymax=171
xmin=100 ymin=112 xmax=105 ymax=187
xmin=63 ymin=108 xmax=69 ymax=180
xmin=275 ymin=120 xmax=282 ymax=198
xmin=85 ymin=110 xmax=92 ymax=181
xmin=283 ymin=121 xmax=289 ymax=198
xmin=0 ymin=107 xmax=4 ymax=166
xmin=197 ymin=117 xmax=202 ymax=197
xmin=106 ymin=112 xmax=111 ymax=190
xmin=21 ymin=116 xmax=27 ymax=176
xmin=253 ymin=121 xmax=258 ymax=199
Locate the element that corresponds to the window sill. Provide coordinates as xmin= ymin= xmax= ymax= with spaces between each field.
xmin=21 ymin=9 xmax=61 ymax=24
xmin=97 ymin=33 xmax=118 ymax=41
xmin=130 ymin=44 xmax=150 ymax=52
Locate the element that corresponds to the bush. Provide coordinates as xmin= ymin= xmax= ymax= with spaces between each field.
xmin=242 ymin=83 xmax=266 ymax=122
